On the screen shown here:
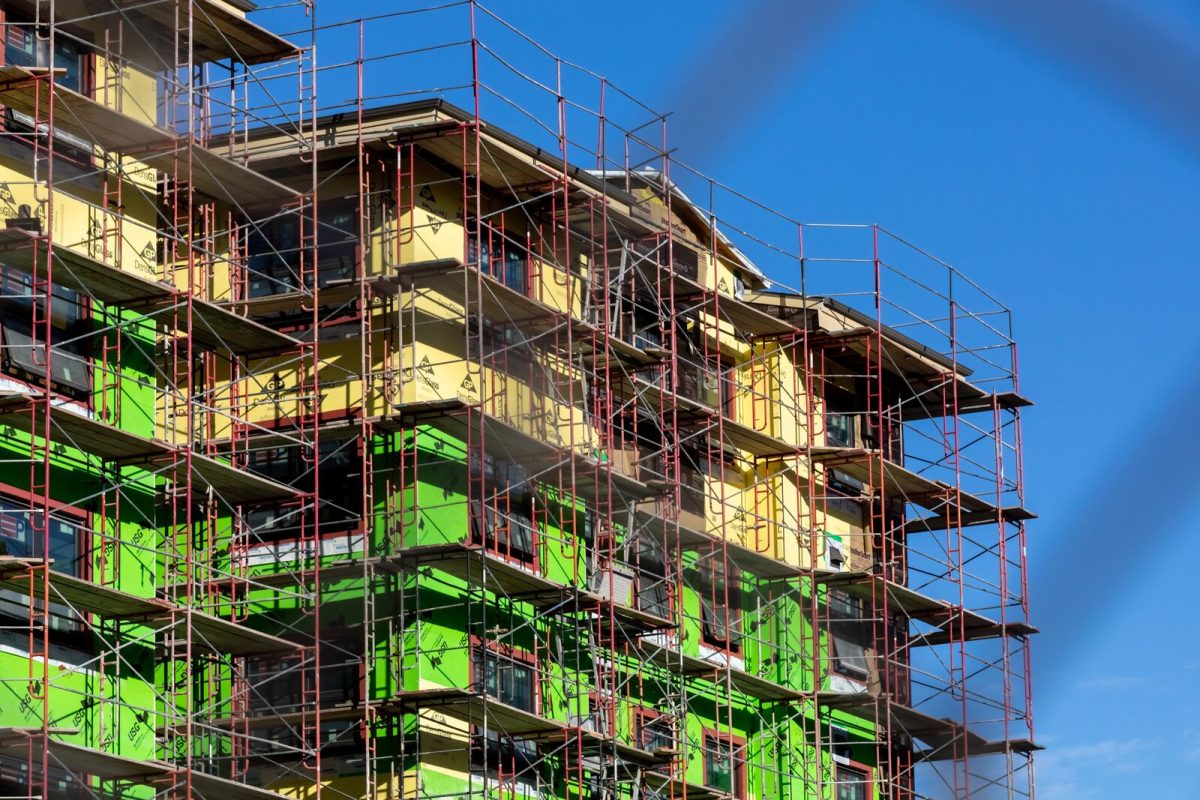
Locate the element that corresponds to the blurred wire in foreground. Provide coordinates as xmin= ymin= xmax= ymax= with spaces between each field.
xmin=660 ymin=0 xmax=855 ymax=163
xmin=952 ymin=0 xmax=1200 ymax=154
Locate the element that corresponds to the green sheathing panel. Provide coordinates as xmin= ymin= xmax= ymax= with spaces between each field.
xmin=224 ymin=423 xmax=882 ymax=800
xmin=0 ymin=309 xmax=158 ymax=766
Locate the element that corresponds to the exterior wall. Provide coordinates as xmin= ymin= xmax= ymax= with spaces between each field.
xmin=0 ymin=0 xmax=167 ymax=772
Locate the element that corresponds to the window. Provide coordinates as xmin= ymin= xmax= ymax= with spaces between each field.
xmin=246 ymin=200 xmax=357 ymax=299
xmin=245 ymin=638 xmax=361 ymax=716
xmin=865 ymin=414 xmax=903 ymax=463
xmin=633 ymin=538 xmax=670 ymax=619
xmin=700 ymin=557 xmax=742 ymax=654
xmin=2 ymin=14 xmax=91 ymax=95
xmin=826 ymin=470 xmax=864 ymax=521
xmin=470 ymin=454 xmax=537 ymax=565
xmin=472 ymin=643 xmax=540 ymax=777
xmin=245 ymin=438 xmax=362 ymax=539
xmin=467 ymin=221 xmax=527 ymax=295
xmin=242 ymin=640 xmax=361 ymax=759
xmin=0 ymin=266 xmax=91 ymax=396
xmin=678 ymin=444 xmax=707 ymax=518
xmin=475 ymin=646 xmax=537 ymax=713
xmin=718 ymin=359 xmax=738 ymax=421
xmin=836 ymin=764 xmax=868 ymax=800
xmin=826 ymin=411 xmax=854 ymax=448
xmin=467 ymin=321 xmax=536 ymax=375
xmin=0 ymin=493 xmax=86 ymax=634
xmin=0 ymin=496 xmax=82 ymax=576
xmin=704 ymin=734 xmax=745 ymax=798
xmin=634 ymin=707 xmax=674 ymax=753
xmin=629 ymin=290 xmax=662 ymax=351
xmin=829 ymin=590 xmax=870 ymax=680
xmin=824 ymin=384 xmax=856 ymax=448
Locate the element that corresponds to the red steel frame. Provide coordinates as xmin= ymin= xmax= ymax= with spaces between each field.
xmin=1 ymin=4 xmax=1034 ymax=800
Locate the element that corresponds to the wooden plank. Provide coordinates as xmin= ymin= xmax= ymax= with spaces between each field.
xmin=639 ymin=642 xmax=803 ymax=703
xmin=815 ymin=693 xmax=988 ymax=751
xmin=903 ymin=506 xmax=1036 ymax=535
xmin=395 ymin=260 xmax=658 ymax=369
xmin=183 ymin=610 xmax=297 ymax=655
xmin=810 ymin=446 xmax=1000 ymax=515
xmin=629 ymin=506 xmax=804 ymax=580
xmin=114 ymin=0 xmax=300 ymax=65
xmin=0 ymin=67 xmax=296 ymax=206
xmin=816 ymin=571 xmax=1035 ymax=645
xmin=0 ymin=229 xmax=298 ymax=353
xmin=643 ymin=770 xmax=733 ymax=800
xmin=0 ymin=392 xmax=298 ymax=504
xmin=392 ymin=401 xmax=655 ymax=503
xmin=717 ymin=418 xmax=795 ymax=457
xmin=0 ymin=557 xmax=296 ymax=654
xmin=397 ymin=543 xmax=670 ymax=632
xmin=394 ymin=688 xmax=565 ymax=737
xmin=0 ymin=559 xmax=168 ymax=620
xmin=915 ymin=620 xmax=1038 ymax=647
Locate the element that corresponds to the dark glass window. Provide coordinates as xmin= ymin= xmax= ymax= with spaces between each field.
xmin=469 ymin=454 xmax=536 ymax=564
xmin=678 ymin=445 xmax=707 ymax=518
xmin=245 ymin=639 xmax=361 ymax=715
xmin=704 ymin=735 xmax=744 ymax=797
xmin=245 ymin=438 xmax=361 ymax=539
xmin=700 ymin=557 xmax=742 ymax=653
xmin=718 ymin=360 xmax=738 ymax=421
xmin=633 ymin=538 xmax=670 ymax=619
xmin=246 ymin=201 xmax=357 ymax=298
xmin=826 ymin=411 xmax=854 ymax=448
xmin=824 ymin=383 xmax=856 ymax=448
xmin=0 ymin=266 xmax=91 ymax=395
xmin=630 ymin=290 xmax=662 ymax=351
xmin=467 ymin=222 xmax=527 ymax=295
xmin=829 ymin=590 xmax=870 ymax=679
xmin=3 ymin=18 xmax=89 ymax=94
xmin=0 ymin=497 xmax=81 ymax=576
xmin=826 ymin=471 xmax=864 ymax=520
xmin=836 ymin=764 xmax=868 ymax=800
xmin=476 ymin=647 xmax=536 ymax=712
xmin=0 ymin=495 xmax=85 ymax=634
xmin=635 ymin=709 xmax=674 ymax=753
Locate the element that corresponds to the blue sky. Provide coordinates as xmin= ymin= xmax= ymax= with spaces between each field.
xmin=260 ymin=1 xmax=1200 ymax=794
xmin=506 ymin=3 xmax=1198 ymax=795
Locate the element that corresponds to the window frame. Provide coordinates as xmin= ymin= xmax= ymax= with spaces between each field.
xmin=241 ymin=431 xmax=364 ymax=546
xmin=0 ymin=481 xmax=91 ymax=641
xmin=469 ymin=453 xmax=539 ymax=568
xmin=699 ymin=555 xmax=743 ymax=656
xmin=827 ymin=589 xmax=871 ymax=681
xmin=471 ymin=638 xmax=540 ymax=715
xmin=834 ymin=760 xmax=873 ymax=800
xmin=632 ymin=537 xmax=672 ymax=621
xmin=244 ymin=636 xmax=362 ymax=717
xmin=702 ymin=730 xmax=747 ymax=799
xmin=0 ymin=264 xmax=94 ymax=400
xmin=0 ymin=7 xmax=96 ymax=96
xmin=718 ymin=357 xmax=739 ymax=422
xmin=631 ymin=705 xmax=674 ymax=754
xmin=0 ymin=6 xmax=97 ymax=170
xmin=466 ymin=216 xmax=530 ymax=297
xmin=244 ymin=197 xmax=360 ymax=302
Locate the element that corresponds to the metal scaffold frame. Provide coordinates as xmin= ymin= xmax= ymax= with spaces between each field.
xmin=0 ymin=2 xmax=325 ymax=800
xmin=0 ymin=3 xmax=1036 ymax=800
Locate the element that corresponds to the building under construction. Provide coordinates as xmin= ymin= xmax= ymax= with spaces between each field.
xmin=0 ymin=2 xmax=1037 ymax=800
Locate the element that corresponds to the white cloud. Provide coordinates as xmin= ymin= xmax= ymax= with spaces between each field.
xmin=1038 ymin=738 xmax=1151 ymax=800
